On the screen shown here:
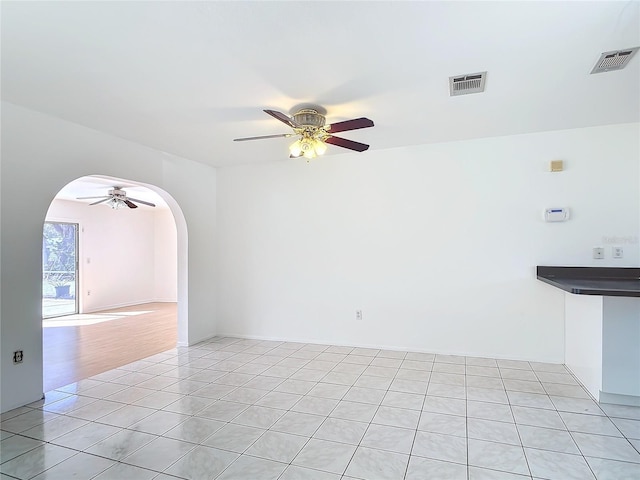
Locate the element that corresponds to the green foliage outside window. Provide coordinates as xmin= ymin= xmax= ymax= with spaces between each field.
xmin=43 ymin=223 xmax=76 ymax=288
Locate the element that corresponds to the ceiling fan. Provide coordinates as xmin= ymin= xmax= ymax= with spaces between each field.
xmin=76 ymin=186 xmax=156 ymax=210
xmin=234 ymin=108 xmax=374 ymax=160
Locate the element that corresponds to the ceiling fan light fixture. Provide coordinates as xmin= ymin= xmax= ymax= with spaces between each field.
xmin=292 ymin=136 xmax=327 ymax=160
xmin=108 ymin=197 xmax=127 ymax=210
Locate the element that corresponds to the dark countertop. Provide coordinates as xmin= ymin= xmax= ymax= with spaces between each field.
xmin=537 ymin=266 xmax=640 ymax=297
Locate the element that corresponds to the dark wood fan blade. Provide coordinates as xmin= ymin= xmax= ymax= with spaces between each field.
xmin=264 ymin=109 xmax=299 ymax=128
xmin=89 ymin=197 xmax=111 ymax=206
xmin=77 ymin=196 xmax=109 ymax=200
xmin=326 ymin=117 xmax=374 ymax=134
xmin=325 ymin=135 xmax=370 ymax=152
xmin=127 ymin=197 xmax=156 ymax=207
xmin=234 ymin=133 xmax=294 ymax=142
xmin=124 ymin=200 xmax=138 ymax=209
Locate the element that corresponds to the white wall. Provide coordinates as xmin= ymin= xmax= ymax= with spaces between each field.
xmin=155 ymin=209 xmax=178 ymax=302
xmin=216 ymin=123 xmax=639 ymax=363
xmin=1 ymin=102 xmax=216 ymax=413
xmin=46 ymin=199 xmax=177 ymax=311
xmin=602 ymin=297 xmax=640 ymax=398
xmin=565 ymin=293 xmax=603 ymax=400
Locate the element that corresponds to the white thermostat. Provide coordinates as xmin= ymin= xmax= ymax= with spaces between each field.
xmin=544 ymin=207 xmax=570 ymax=222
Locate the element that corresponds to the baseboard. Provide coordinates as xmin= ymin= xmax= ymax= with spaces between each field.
xmin=212 ymin=331 xmax=564 ymax=364
xmin=599 ymin=390 xmax=640 ymax=407
xmin=83 ymin=299 xmax=173 ymax=313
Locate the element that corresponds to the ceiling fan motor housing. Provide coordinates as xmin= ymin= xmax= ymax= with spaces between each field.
xmin=108 ymin=187 xmax=127 ymax=198
xmin=293 ymin=109 xmax=326 ymax=128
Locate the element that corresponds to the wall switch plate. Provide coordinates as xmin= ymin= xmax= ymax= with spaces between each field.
xmin=613 ymin=247 xmax=623 ymax=259
xmin=593 ymin=247 xmax=605 ymax=259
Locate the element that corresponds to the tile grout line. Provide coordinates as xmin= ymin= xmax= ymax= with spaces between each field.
xmin=3 ymin=337 xmax=640 ymax=479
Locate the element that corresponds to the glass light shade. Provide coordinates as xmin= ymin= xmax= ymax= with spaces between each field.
xmin=314 ymin=139 xmax=327 ymax=156
xmin=299 ymin=138 xmax=315 ymax=159
xmin=289 ymin=140 xmax=302 ymax=157
xmin=290 ymin=137 xmax=324 ymax=160
xmin=108 ymin=198 xmax=126 ymax=210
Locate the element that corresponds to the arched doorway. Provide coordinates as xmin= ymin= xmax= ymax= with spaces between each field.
xmin=42 ymin=175 xmax=187 ymax=391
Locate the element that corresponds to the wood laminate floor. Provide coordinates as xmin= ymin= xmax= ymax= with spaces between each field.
xmin=43 ymin=302 xmax=177 ymax=392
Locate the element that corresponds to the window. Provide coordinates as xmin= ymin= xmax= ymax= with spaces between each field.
xmin=42 ymin=222 xmax=78 ymax=318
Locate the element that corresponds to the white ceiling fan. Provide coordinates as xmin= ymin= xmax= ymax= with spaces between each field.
xmin=76 ymin=186 xmax=156 ymax=209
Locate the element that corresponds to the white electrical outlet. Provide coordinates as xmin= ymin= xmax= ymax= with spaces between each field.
xmin=355 ymin=310 xmax=363 ymax=321
xmin=613 ymin=247 xmax=623 ymax=259
xmin=593 ymin=247 xmax=605 ymax=259
xmin=13 ymin=350 xmax=23 ymax=364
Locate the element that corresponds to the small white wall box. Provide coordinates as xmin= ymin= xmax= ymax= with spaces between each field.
xmin=544 ymin=207 xmax=570 ymax=222
xmin=550 ymin=160 xmax=563 ymax=172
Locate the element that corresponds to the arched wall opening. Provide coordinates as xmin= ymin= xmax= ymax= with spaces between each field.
xmin=40 ymin=175 xmax=188 ymax=389
xmin=135 ymin=178 xmax=190 ymax=348
xmin=1 ymin=102 xmax=217 ymax=413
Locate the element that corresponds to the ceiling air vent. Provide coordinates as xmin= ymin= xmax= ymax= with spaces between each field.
xmin=590 ymin=47 xmax=639 ymax=74
xmin=449 ymin=72 xmax=487 ymax=96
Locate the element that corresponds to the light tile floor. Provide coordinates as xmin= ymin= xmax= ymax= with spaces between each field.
xmin=2 ymin=337 xmax=640 ymax=479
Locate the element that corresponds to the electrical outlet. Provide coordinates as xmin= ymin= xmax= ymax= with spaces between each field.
xmin=87 ymin=290 xmax=91 ymax=296
xmin=13 ymin=350 xmax=23 ymax=364
xmin=355 ymin=310 xmax=363 ymax=321
xmin=593 ymin=247 xmax=605 ymax=259
xmin=613 ymin=247 xmax=623 ymax=259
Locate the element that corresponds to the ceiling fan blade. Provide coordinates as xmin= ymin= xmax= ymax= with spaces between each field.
xmin=325 ymin=135 xmax=370 ymax=152
xmin=89 ymin=197 xmax=111 ymax=206
xmin=124 ymin=200 xmax=138 ymax=209
xmin=326 ymin=117 xmax=374 ymax=134
xmin=77 ymin=195 xmax=109 ymax=200
xmin=234 ymin=133 xmax=295 ymax=142
xmin=264 ymin=109 xmax=299 ymax=128
xmin=289 ymin=152 xmax=304 ymax=158
xmin=127 ymin=197 xmax=156 ymax=207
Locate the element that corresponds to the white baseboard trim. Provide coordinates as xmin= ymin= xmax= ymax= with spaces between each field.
xmin=83 ymin=299 xmax=175 ymax=313
xmin=212 ymin=331 xmax=563 ymax=364
xmin=599 ymin=391 xmax=640 ymax=407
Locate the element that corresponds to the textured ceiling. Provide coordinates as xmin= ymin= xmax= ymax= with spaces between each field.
xmin=2 ymin=1 xmax=639 ymax=169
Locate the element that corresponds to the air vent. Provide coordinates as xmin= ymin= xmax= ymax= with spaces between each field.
xmin=590 ymin=47 xmax=639 ymax=74
xmin=449 ymin=72 xmax=487 ymax=96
